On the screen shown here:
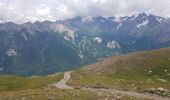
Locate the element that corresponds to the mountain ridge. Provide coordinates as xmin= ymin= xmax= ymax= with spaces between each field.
xmin=0 ymin=13 xmax=170 ymax=76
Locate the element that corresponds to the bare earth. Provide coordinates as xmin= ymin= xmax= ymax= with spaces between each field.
xmin=53 ymin=72 xmax=170 ymax=100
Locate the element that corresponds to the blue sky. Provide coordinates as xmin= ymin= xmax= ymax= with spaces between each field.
xmin=0 ymin=0 xmax=170 ymax=23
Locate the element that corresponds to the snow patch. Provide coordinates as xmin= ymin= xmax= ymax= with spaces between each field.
xmin=107 ymin=40 xmax=121 ymax=49
xmin=113 ymin=16 xmax=121 ymax=22
xmin=156 ymin=17 xmax=163 ymax=23
xmin=116 ymin=23 xmax=122 ymax=29
xmin=6 ymin=48 xmax=17 ymax=56
xmin=130 ymin=14 xmax=138 ymax=20
xmin=145 ymin=13 xmax=150 ymax=16
xmin=78 ymin=54 xmax=83 ymax=59
xmin=64 ymin=36 xmax=70 ymax=41
xmin=137 ymin=19 xmax=149 ymax=28
xmin=121 ymin=17 xmax=128 ymax=21
xmin=21 ymin=33 xmax=27 ymax=41
xmin=93 ymin=37 xmax=102 ymax=43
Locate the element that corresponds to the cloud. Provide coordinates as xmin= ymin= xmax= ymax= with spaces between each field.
xmin=0 ymin=0 xmax=170 ymax=23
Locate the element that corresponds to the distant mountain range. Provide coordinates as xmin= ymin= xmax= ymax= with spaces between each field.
xmin=0 ymin=13 xmax=170 ymax=76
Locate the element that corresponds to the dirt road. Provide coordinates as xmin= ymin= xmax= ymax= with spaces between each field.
xmin=53 ymin=72 xmax=170 ymax=100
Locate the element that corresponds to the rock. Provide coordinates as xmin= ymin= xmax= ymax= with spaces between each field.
xmin=116 ymin=95 xmax=122 ymax=99
xmin=20 ymin=98 xmax=25 ymax=100
xmin=157 ymin=87 xmax=165 ymax=91
xmin=156 ymin=78 xmax=167 ymax=83
xmin=145 ymin=87 xmax=170 ymax=97
xmin=148 ymin=71 xmax=152 ymax=74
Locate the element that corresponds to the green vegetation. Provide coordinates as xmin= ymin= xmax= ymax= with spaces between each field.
xmin=0 ymin=88 xmax=151 ymax=100
xmin=0 ymin=73 xmax=63 ymax=92
xmin=68 ymin=47 xmax=170 ymax=94
xmin=0 ymin=72 xmax=151 ymax=100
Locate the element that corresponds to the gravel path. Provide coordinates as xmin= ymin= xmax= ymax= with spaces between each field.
xmin=53 ymin=72 xmax=170 ymax=100
xmin=52 ymin=71 xmax=73 ymax=89
xmin=83 ymin=88 xmax=170 ymax=100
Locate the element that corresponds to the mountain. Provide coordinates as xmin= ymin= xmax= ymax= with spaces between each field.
xmin=0 ymin=13 xmax=170 ymax=76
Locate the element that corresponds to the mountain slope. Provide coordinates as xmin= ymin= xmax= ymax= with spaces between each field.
xmin=68 ymin=46 xmax=170 ymax=97
xmin=0 ymin=22 xmax=83 ymax=75
xmin=0 ymin=13 xmax=170 ymax=76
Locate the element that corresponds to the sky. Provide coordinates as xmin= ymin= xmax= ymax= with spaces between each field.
xmin=0 ymin=0 xmax=170 ymax=23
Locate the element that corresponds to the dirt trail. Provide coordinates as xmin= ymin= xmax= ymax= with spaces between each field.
xmin=53 ymin=72 xmax=170 ymax=100
xmin=83 ymin=88 xmax=170 ymax=100
xmin=52 ymin=71 xmax=73 ymax=89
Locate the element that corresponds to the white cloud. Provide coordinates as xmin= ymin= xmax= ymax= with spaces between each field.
xmin=0 ymin=0 xmax=170 ymax=23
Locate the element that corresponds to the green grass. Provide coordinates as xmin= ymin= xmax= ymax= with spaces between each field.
xmin=0 ymin=73 xmax=63 ymax=92
xmin=0 ymin=72 xmax=152 ymax=100
xmin=68 ymin=47 xmax=170 ymax=93
xmin=69 ymin=69 xmax=170 ymax=92
xmin=0 ymin=88 xmax=152 ymax=100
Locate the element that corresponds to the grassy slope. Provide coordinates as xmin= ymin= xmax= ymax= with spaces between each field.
xmin=0 ymin=74 xmax=150 ymax=100
xmin=0 ymin=88 xmax=151 ymax=100
xmin=0 ymin=73 xmax=63 ymax=92
xmin=68 ymin=47 xmax=170 ymax=92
